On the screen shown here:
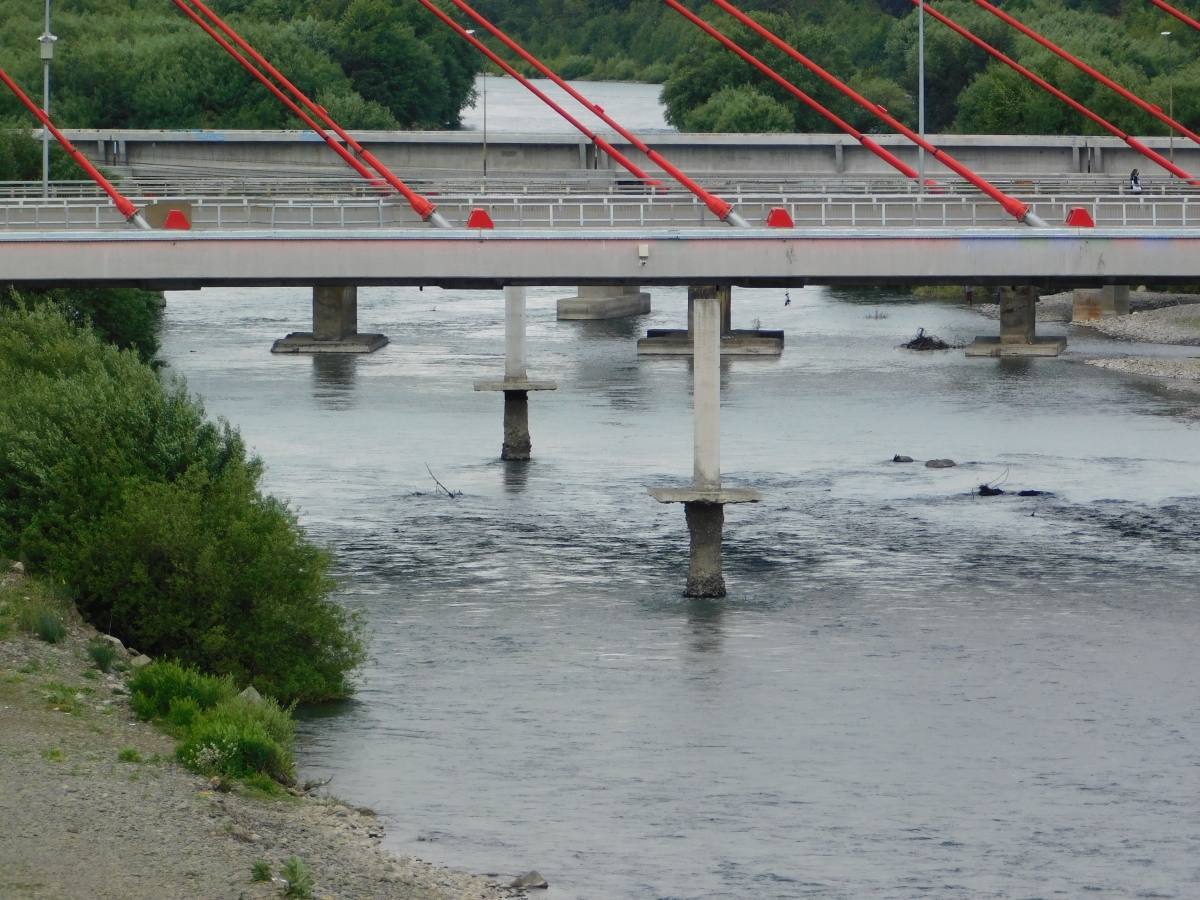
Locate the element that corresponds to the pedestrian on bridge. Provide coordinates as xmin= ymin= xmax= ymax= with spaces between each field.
xmin=1131 ymin=169 xmax=1142 ymax=194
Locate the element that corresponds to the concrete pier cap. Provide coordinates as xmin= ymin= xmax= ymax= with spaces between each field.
xmin=271 ymin=285 xmax=388 ymax=353
xmin=557 ymin=284 xmax=651 ymax=320
xmin=637 ymin=285 xmax=783 ymax=356
xmin=648 ymin=289 xmax=763 ymax=598
xmin=473 ymin=285 xmax=556 ymax=461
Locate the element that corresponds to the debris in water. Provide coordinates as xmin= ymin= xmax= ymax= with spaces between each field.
xmin=1018 ymin=490 xmax=1045 ymax=497
xmin=925 ymin=459 xmax=956 ymax=468
xmin=979 ymin=468 xmax=1009 ymax=496
xmin=892 ymin=454 xmax=913 ymax=463
xmin=903 ymin=327 xmax=951 ymax=351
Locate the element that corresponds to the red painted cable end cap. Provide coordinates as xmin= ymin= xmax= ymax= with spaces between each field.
xmin=163 ymin=209 xmax=191 ymax=230
xmin=466 ymin=208 xmax=494 ymax=229
xmin=766 ymin=207 xmax=794 ymax=228
xmin=1065 ymin=207 xmax=1095 ymax=227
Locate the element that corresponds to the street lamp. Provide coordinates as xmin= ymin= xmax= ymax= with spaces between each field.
xmin=918 ymin=0 xmax=925 ymax=194
xmin=38 ymin=0 xmax=57 ymax=198
xmin=468 ymin=29 xmax=487 ymax=177
xmin=1162 ymin=30 xmax=1174 ymax=162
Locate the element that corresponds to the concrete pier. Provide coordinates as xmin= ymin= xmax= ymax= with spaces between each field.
xmin=648 ymin=289 xmax=763 ymax=597
xmin=637 ymin=286 xmax=783 ymax=356
xmin=1073 ymin=285 xmax=1130 ymax=321
xmin=271 ymin=286 xmax=388 ymax=353
xmin=474 ymin=285 xmax=556 ymax=460
xmin=557 ymin=285 xmax=651 ymax=320
xmin=965 ymin=286 xmax=1066 ymax=357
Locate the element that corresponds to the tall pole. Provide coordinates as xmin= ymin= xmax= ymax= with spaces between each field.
xmin=1162 ymin=31 xmax=1174 ymax=162
xmin=918 ymin=0 xmax=926 ymax=194
xmin=39 ymin=0 xmax=55 ymax=198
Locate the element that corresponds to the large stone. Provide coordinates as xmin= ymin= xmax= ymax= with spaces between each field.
xmin=130 ymin=654 xmax=152 ymax=669
xmin=511 ymin=871 xmax=548 ymax=889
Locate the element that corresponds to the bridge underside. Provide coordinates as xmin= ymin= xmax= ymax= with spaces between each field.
xmin=5 ymin=227 xmax=1199 ymax=289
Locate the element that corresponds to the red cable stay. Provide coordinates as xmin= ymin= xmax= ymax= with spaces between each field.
xmin=664 ymin=0 xmax=920 ymax=181
xmin=0 ymin=66 xmax=150 ymax=229
xmin=439 ymin=0 xmax=751 ymax=226
xmin=705 ymin=0 xmax=1046 ymax=225
xmin=1146 ymin=0 xmax=1200 ymax=33
xmin=176 ymin=0 xmax=450 ymax=227
xmin=963 ymin=0 xmax=1200 ymax=150
xmin=415 ymin=0 xmax=661 ymax=186
xmin=913 ymin=0 xmax=1198 ymax=184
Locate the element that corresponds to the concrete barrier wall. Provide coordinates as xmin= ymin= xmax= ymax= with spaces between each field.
xmin=60 ymin=129 xmax=1200 ymax=180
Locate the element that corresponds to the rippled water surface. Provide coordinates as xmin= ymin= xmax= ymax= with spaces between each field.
xmin=159 ymin=283 xmax=1200 ymax=899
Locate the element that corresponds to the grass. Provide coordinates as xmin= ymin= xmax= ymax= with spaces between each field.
xmin=41 ymin=748 xmax=66 ymax=762
xmin=0 ymin=573 xmax=73 ymax=646
xmin=250 ymin=858 xmax=272 ymax=882
xmin=88 ymin=641 xmax=116 ymax=672
xmin=280 ymin=856 xmax=313 ymax=898
xmin=118 ymin=747 xmax=143 ymax=763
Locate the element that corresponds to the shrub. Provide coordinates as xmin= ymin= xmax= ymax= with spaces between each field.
xmin=280 ymin=856 xmax=314 ymax=899
xmin=88 ymin=640 xmax=116 ymax=672
xmin=0 ymin=304 xmax=365 ymax=702
xmin=176 ymin=699 xmax=295 ymax=782
xmin=33 ymin=610 xmax=67 ymax=644
xmin=118 ymin=747 xmax=143 ymax=763
xmin=251 ymin=859 xmax=272 ymax=882
xmin=128 ymin=660 xmax=236 ymax=721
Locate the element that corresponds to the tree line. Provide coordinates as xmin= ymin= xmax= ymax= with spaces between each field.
xmin=0 ymin=0 xmax=1196 ymax=141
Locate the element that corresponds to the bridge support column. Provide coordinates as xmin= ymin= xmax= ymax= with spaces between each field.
xmin=648 ymin=288 xmax=762 ymax=598
xmin=1073 ymin=285 xmax=1129 ymax=321
xmin=556 ymin=285 xmax=651 ymax=320
xmin=965 ymin=286 xmax=1066 ymax=357
xmin=637 ymin=285 xmax=783 ymax=356
xmin=474 ymin=286 xmax=557 ymax=461
xmin=271 ymin=286 xmax=388 ymax=353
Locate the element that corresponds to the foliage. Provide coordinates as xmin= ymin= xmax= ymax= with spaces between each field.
xmin=251 ymin=859 xmax=273 ymax=882
xmin=681 ymin=84 xmax=794 ymax=132
xmin=32 ymin=609 xmax=67 ymax=643
xmin=0 ymin=117 xmax=86 ymax=181
xmin=0 ymin=305 xmax=365 ymax=702
xmin=280 ymin=856 xmax=314 ymax=899
xmin=118 ymin=747 xmax=144 ymax=763
xmin=1 ymin=284 xmax=164 ymax=363
xmin=131 ymin=659 xmax=297 ymax=782
xmin=88 ymin=640 xmax=117 ymax=672
xmin=0 ymin=0 xmax=478 ymax=130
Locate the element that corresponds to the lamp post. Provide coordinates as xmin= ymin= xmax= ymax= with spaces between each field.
xmin=918 ymin=0 xmax=926 ymax=194
xmin=38 ymin=0 xmax=57 ymax=198
xmin=1162 ymin=30 xmax=1174 ymax=162
xmin=466 ymin=29 xmax=487 ymax=177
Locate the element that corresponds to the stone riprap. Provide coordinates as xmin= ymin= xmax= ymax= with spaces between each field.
xmin=0 ymin=589 xmax=522 ymax=900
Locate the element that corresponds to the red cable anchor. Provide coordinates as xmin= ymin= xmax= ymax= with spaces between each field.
xmin=176 ymin=0 xmax=449 ymax=227
xmin=416 ymin=0 xmax=661 ymax=187
xmin=963 ymin=0 xmax=1200 ymax=150
xmin=705 ymin=0 xmax=1045 ymax=226
xmin=0 ymin=66 xmax=150 ymax=229
xmin=439 ymin=0 xmax=750 ymax=226
xmin=664 ymin=0 xmax=919 ymax=181
xmin=912 ymin=0 xmax=1198 ymax=185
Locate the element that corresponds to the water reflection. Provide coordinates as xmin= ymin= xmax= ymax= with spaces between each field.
xmin=311 ymin=355 xmax=357 ymax=410
xmin=685 ymin=600 xmax=725 ymax=655
xmin=502 ymin=458 xmax=530 ymax=493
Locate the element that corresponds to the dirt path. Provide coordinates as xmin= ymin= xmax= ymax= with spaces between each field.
xmin=0 ymin=579 xmax=522 ymax=900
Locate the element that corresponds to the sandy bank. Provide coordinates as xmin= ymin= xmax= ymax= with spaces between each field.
xmin=970 ymin=291 xmax=1198 ymax=325
xmin=0 ymin=573 xmax=523 ymax=900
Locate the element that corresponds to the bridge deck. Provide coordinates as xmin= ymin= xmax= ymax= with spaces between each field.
xmin=5 ymin=227 xmax=1198 ymax=288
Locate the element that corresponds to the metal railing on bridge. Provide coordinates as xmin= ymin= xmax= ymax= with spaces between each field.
xmin=2 ymin=190 xmax=1197 ymax=231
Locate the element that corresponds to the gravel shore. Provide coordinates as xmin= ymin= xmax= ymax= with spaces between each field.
xmin=1085 ymin=357 xmax=1200 ymax=382
xmin=1074 ymin=300 xmax=1200 ymax=345
xmin=0 ymin=574 xmax=524 ymax=900
xmin=971 ymin=290 xmax=1198 ymax=325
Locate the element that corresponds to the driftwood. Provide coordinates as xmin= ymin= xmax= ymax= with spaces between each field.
xmin=902 ymin=327 xmax=951 ymax=350
xmin=425 ymin=464 xmax=462 ymax=498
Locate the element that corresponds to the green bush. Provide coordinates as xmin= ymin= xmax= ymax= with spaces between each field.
xmin=0 ymin=305 xmax=365 ymax=702
xmin=88 ymin=640 xmax=117 ymax=672
xmin=118 ymin=747 xmax=143 ymax=763
xmin=32 ymin=609 xmax=67 ymax=644
xmin=280 ymin=856 xmax=314 ymax=899
xmin=176 ymin=699 xmax=295 ymax=782
xmin=251 ymin=859 xmax=272 ymax=882
xmin=128 ymin=660 xmax=236 ymax=720
xmin=1 ymin=286 xmax=164 ymax=364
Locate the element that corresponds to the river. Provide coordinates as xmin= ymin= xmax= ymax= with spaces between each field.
xmin=159 ymin=81 xmax=1200 ymax=899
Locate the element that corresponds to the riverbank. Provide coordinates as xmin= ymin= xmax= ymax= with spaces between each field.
xmin=0 ymin=571 xmax=521 ymax=900
xmin=971 ymin=290 xmax=1197 ymax=324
